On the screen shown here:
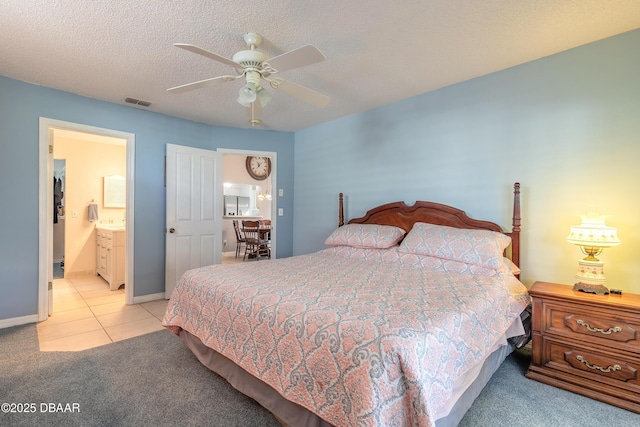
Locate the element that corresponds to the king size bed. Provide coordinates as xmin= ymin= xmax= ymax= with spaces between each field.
xmin=163 ymin=182 xmax=530 ymax=427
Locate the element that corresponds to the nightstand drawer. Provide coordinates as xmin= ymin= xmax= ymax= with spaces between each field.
xmin=543 ymin=301 xmax=640 ymax=352
xmin=542 ymin=337 xmax=640 ymax=391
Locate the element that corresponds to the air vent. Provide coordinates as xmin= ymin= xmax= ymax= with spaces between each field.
xmin=125 ymin=97 xmax=152 ymax=107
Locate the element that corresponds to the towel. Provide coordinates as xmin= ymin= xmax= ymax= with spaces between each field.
xmin=88 ymin=203 xmax=99 ymax=222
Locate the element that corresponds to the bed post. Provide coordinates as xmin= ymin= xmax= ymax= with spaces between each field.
xmin=339 ymin=193 xmax=344 ymax=227
xmin=511 ymin=183 xmax=521 ymax=268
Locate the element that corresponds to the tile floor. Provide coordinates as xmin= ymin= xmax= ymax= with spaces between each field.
xmin=222 ymin=250 xmax=251 ymax=264
xmin=38 ymin=253 xmax=255 ymax=352
xmin=37 ymin=274 xmax=168 ymax=352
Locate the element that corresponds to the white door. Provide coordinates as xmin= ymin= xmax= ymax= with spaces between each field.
xmin=165 ymin=144 xmax=222 ymax=298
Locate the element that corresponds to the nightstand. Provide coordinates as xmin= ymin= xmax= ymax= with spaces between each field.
xmin=526 ymin=281 xmax=640 ymax=413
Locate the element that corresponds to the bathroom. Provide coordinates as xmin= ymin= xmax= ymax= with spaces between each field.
xmin=53 ymin=130 xmax=127 ymax=282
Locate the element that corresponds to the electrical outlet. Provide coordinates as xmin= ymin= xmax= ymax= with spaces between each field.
xmin=278 ymin=189 xmax=284 ymax=197
xmin=278 ymin=208 xmax=284 ymax=216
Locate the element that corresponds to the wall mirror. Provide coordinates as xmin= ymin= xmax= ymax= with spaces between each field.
xmin=104 ymin=175 xmax=126 ymax=208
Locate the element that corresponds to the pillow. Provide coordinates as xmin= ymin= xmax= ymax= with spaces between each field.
xmin=398 ymin=222 xmax=511 ymax=269
xmin=503 ymin=257 xmax=521 ymax=275
xmin=324 ymin=224 xmax=406 ymax=249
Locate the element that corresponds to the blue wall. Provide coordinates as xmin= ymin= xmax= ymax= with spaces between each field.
xmin=0 ymin=77 xmax=294 ymax=320
xmin=3 ymin=28 xmax=640 ymax=322
xmin=294 ymin=29 xmax=640 ymax=293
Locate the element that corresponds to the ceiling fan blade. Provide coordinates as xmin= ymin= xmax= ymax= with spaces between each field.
xmin=174 ymin=43 xmax=244 ymax=70
xmin=262 ymin=45 xmax=325 ymax=74
xmin=167 ymin=75 xmax=238 ymax=93
xmin=270 ymin=78 xmax=330 ymax=108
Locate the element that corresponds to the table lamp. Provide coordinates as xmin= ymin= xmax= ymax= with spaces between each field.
xmin=566 ymin=215 xmax=620 ymax=295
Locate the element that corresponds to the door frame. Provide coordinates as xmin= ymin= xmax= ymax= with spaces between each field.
xmin=38 ymin=118 xmax=135 ymax=321
xmin=218 ymin=148 xmax=277 ymax=259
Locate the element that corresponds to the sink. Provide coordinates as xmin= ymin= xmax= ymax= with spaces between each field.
xmin=97 ymin=224 xmax=126 ymax=231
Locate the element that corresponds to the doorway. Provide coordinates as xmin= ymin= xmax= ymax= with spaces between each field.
xmin=38 ymin=118 xmax=135 ymax=321
xmin=53 ymin=159 xmax=66 ymax=279
xmin=219 ymin=149 xmax=277 ymax=263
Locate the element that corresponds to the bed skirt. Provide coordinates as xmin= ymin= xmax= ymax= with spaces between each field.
xmin=180 ymin=330 xmax=332 ymax=427
xmin=179 ymin=328 xmax=517 ymax=427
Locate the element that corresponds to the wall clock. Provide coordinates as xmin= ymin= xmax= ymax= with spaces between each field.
xmin=246 ymin=156 xmax=271 ymax=180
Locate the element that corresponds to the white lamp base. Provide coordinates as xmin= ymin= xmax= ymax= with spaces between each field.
xmin=575 ymin=259 xmax=607 ymax=284
xmin=574 ymin=259 xmax=609 ymax=295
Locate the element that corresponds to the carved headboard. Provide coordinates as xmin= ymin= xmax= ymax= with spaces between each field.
xmin=338 ymin=183 xmax=521 ymax=267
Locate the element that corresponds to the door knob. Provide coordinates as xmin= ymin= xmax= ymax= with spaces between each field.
xmin=169 ymin=228 xmax=176 ymax=233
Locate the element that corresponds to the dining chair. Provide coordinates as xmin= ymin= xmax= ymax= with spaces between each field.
xmin=232 ymin=220 xmax=246 ymax=258
xmin=242 ymin=220 xmax=270 ymax=261
xmin=259 ymin=219 xmax=272 ymax=257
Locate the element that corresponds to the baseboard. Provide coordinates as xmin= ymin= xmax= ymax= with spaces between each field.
xmin=133 ymin=292 xmax=166 ymax=304
xmin=0 ymin=314 xmax=39 ymax=329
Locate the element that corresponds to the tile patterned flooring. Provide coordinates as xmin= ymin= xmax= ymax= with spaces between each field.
xmin=38 ymin=252 xmax=252 ymax=352
xmin=37 ymin=274 xmax=168 ymax=352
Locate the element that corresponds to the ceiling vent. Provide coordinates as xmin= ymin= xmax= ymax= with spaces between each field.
xmin=125 ymin=97 xmax=152 ymax=107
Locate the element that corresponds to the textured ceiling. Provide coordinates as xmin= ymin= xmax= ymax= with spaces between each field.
xmin=1 ymin=1 xmax=639 ymax=132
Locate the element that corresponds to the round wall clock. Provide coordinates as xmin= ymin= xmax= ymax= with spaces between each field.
xmin=245 ymin=156 xmax=271 ymax=180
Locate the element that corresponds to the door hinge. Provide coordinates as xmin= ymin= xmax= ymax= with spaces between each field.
xmin=49 ymin=145 xmax=54 ymax=154
xmin=48 ymin=281 xmax=53 ymax=290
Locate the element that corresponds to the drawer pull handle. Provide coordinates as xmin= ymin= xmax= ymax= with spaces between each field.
xmin=576 ymin=319 xmax=622 ymax=335
xmin=576 ymin=355 xmax=621 ymax=373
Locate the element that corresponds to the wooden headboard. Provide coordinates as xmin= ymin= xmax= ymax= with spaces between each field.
xmin=338 ymin=182 xmax=521 ymax=267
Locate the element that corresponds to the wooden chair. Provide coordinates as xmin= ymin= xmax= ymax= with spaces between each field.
xmin=232 ymin=220 xmax=246 ymax=258
xmin=259 ymin=219 xmax=272 ymax=257
xmin=242 ymin=220 xmax=270 ymax=261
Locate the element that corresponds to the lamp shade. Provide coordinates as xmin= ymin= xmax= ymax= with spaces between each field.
xmin=256 ymin=86 xmax=272 ymax=108
xmin=238 ymin=83 xmax=257 ymax=103
xmin=566 ymin=217 xmax=620 ymax=247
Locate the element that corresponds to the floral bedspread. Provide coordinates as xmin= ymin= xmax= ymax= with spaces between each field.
xmin=163 ymin=248 xmax=529 ymax=427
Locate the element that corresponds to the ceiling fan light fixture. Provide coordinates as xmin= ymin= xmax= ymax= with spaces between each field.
xmin=170 ymin=32 xmax=330 ymax=122
xmin=256 ymin=86 xmax=272 ymax=108
xmin=238 ymin=83 xmax=257 ymax=103
xmin=236 ymin=96 xmax=251 ymax=108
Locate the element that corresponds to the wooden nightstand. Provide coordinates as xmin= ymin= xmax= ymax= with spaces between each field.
xmin=526 ymin=281 xmax=640 ymax=413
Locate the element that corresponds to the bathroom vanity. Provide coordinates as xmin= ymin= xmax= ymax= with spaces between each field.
xmin=96 ymin=226 xmax=126 ymax=290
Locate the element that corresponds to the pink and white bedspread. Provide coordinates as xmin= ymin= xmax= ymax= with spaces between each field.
xmin=163 ymin=247 xmax=529 ymax=427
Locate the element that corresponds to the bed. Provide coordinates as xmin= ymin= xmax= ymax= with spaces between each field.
xmin=163 ymin=182 xmax=529 ymax=427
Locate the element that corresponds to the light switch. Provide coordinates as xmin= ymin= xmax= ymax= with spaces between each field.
xmin=278 ymin=208 xmax=284 ymax=216
xmin=278 ymin=189 xmax=284 ymax=197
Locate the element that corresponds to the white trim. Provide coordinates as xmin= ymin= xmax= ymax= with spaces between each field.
xmin=133 ymin=292 xmax=166 ymax=304
xmin=124 ymin=128 xmax=135 ymax=306
xmin=0 ymin=314 xmax=39 ymax=329
xmin=39 ymin=118 xmax=136 ymax=323
xmin=38 ymin=123 xmax=52 ymax=321
xmin=217 ymin=148 xmax=278 ymax=258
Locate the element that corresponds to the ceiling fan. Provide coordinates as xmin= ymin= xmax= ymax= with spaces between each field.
xmin=167 ymin=32 xmax=330 ymax=124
